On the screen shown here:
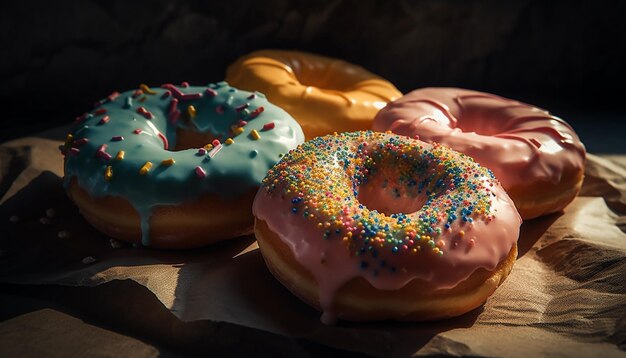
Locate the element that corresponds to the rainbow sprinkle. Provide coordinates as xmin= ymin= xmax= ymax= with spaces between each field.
xmin=261 ymin=131 xmax=499 ymax=273
xmin=250 ymin=129 xmax=261 ymax=140
xmin=98 ymin=116 xmax=110 ymax=125
xmin=137 ymin=107 xmax=153 ymax=119
xmin=139 ymin=161 xmax=153 ymax=175
xmin=104 ymin=166 xmax=113 ymax=181
xmin=140 ymin=84 xmax=157 ymax=95
xmin=187 ymin=105 xmax=197 ymax=118
xmin=161 ymin=158 xmax=175 ymax=166
xmin=195 ymin=166 xmax=206 ymax=178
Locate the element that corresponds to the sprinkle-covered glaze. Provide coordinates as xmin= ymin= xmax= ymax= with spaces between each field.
xmin=253 ymin=131 xmax=521 ymax=323
xmin=62 ymin=82 xmax=304 ymax=246
xmin=373 ymin=88 xmax=586 ymax=218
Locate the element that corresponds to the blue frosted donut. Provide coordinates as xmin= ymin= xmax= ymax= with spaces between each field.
xmin=62 ymin=82 xmax=304 ymax=248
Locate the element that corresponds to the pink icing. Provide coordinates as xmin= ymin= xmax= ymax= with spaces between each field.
xmin=373 ymin=88 xmax=586 ymax=215
xmin=252 ymin=135 xmax=521 ymax=323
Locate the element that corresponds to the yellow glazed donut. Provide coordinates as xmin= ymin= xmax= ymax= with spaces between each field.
xmin=253 ymin=131 xmax=521 ymax=323
xmin=226 ymin=50 xmax=402 ymax=139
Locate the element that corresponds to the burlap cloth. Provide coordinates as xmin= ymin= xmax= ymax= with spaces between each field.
xmin=1 ymin=127 xmax=624 ymax=357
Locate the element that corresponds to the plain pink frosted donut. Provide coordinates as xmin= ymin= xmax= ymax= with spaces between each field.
xmin=373 ymin=88 xmax=586 ymax=219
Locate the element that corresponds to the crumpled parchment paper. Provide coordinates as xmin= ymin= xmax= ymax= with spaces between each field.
xmin=1 ymin=130 xmax=625 ymax=357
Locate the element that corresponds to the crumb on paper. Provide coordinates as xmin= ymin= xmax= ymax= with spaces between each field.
xmin=81 ymin=256 xmax=95 ymax=264
xmin=39 ymin=217 xmax=51 ymax=225
xmin=57 ymin=230 xmax=70 ymax=239
xmin=46 ymin=208 xmax=56 ymax=218
xmin=109 ymin=238 xmax=122 ymax=249
xmin=9 ymin=216 xmax=19 ymax=223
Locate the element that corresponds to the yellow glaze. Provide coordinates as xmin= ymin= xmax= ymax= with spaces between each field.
xmin=226 ymin=50 xmax=402 ymax=139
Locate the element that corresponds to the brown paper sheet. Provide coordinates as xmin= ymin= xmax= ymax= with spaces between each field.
xmin=1 ymin=131 xmax=625 ymax=357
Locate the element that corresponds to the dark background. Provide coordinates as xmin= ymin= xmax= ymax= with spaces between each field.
xmin=1 ymin=0 xmax=625 ymax=151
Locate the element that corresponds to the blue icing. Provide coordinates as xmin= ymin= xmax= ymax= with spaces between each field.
xmin=63 ymin=82 xmax=305 ymax=246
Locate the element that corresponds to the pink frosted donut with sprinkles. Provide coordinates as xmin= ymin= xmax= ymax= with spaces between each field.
xmin=62 ymin=82 xmax=304 ymax=249
xmin=253 ymin=131 xmax=521 ymax=323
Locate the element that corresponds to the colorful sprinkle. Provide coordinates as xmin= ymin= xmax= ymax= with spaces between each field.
xmin=161 ymin=158 xmax=175 ymax=166
xmin=107 ymin=91 xmax=120 ymax=102
xmin=225 ymin=138 xmax=234 ymax=145
xmin=161 ymin=83 xmax=202 ymax=101
xmin=124 ymin=96 xmax=133 ymax=109
xmin=208 ymin=144 xmax=223 ymax=158
xmin=262 ymin=122 xmax=275 ymax=131
xmin=115 ymin=150 xmax=125 ymax=161
xmin=74 ymin=138 xmax=89 ymax=146
xmin=250 ymin=129 xmax=261 ymax=140
xmin=104 ymin=166 xmax=113 ymax=181
xmin=96 ymin=144 xmax=111 ymax=161
xmin=187 ymin=105 xmax=197 ymax=118
xmin=139 ymin=161 xmax=153 ymax=175
xmin=195 ymin=166 xmax=206 ymax=178
xmin=137 ymin=106 xmax=153 ymax=119
xmin=64 ymin=133 xmax=74 ymax=147
xmin=157 ymin=132 xmax=169 ymax=150
xmin=249 ymin=106 xmax=264 ymax=119
xmin=139 ymin=84 xmax=157 ymax=95
xmin=168 ymin=98 xmax=179 ymax=115
xmin=111 ymin=136 xmax=124 ymax=141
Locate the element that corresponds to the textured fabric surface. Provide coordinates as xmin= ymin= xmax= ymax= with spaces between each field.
xmin=0 ymin=129 xmax=625 ymax=357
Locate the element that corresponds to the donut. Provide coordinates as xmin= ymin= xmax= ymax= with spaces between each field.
xmin=225 ymin=50 xmax=402 ymax=140
xmin=373 ymin=88 xmax=586 ymax=219
xmin=62 ymin=82 xmax=304 ymax=249
xmin=253 ymin=131 xmax=521 ymax=323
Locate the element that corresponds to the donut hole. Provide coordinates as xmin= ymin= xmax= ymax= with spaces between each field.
xmin=454 ymin=113 xmax=502 ymax=136
xmin=451 ymin=99 xmax=516 ymax=136
xmin=357 ymin=179 xmax=428 ymax=216
xmin=295 ymin=73 xmax=353 ymax=92
xmin=353 ymin=151 xmax=453 ymax=216
xmin=355 ymin=159 xmax=439 ymax=216
xmin=172 ymin=127 xmax=221 ymax=151
xmin=291 ymin=64 xmax=362 ymax=92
